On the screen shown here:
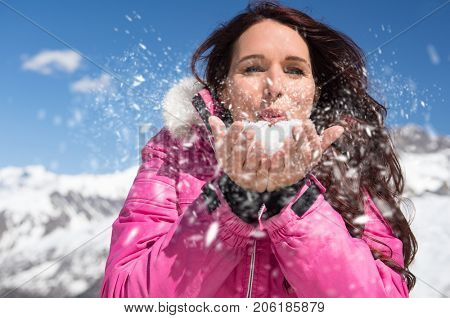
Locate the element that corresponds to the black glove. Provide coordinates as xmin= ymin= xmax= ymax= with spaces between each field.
xmin=260 ymin=178 xmax=306 ymax=220
xmin=218 ymin=173 xmax=264 ymax=224
xmin=218 ymin=173 xmax=306 ymax=224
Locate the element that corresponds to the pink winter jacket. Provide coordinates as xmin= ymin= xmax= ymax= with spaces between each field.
xmin=100 ymin=77 xmax=409 ymax=298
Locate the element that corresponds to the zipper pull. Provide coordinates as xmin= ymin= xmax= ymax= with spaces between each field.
xmin=249 ymin=204 xmax=267 ymax=238
xmin=257 ymin=203 xmax=266 ymax=231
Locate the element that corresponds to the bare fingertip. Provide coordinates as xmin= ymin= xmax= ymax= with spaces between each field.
xmin=262 ymin=156 xmax=271 ymax=169
xmin=336 ymin=126 xmax=345 ymax=136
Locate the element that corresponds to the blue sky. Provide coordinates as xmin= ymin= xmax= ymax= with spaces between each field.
xmin=0 ymin=0 xmax=448 ymax=174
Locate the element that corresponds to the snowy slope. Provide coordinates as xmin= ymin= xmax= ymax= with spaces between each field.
xmin=394 ymin=124 xmax=450 ymax=297
xmin=406 ymin=194 xmax=450 ymax=297
xmin=0 ymin=165 xmax=137 ymax=297
xmin=0 ymin=124 xmax=448 ymax=297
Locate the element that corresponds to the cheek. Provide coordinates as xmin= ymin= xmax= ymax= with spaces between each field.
xmin=227 ymin=77 xmax=263 ymax=112
xmin=290 ymin=80 xmax=315 ymax=105
xmin=288 ymin=80 xmax=316 ymax=118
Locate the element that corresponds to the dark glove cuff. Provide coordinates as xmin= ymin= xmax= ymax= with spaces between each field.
xmin=261 ymin=177 xmax=307 ymax=220
xmin=216 ymin=173 xmax=309 ymax=224
xmin=217 ymin=173 xmax=263 ymax=224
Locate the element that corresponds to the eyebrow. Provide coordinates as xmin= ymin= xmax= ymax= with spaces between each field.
xmin=237 ymin=54 xmax=310 ymax=68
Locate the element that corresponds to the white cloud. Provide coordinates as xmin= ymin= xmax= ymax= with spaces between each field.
xmin=70 ymin=73 xmax=112 ymax=93
xmin=22 ymin=49 xmax=82 ymax=75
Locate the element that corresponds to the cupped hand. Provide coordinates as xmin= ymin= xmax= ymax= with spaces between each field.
xmin=267 ymin=119 xmax=344 ymax=192
xmin=208 ymin=116 xmax=271 ymax=192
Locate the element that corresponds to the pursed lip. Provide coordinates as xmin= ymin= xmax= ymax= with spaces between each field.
xmin=261 ymin=115 xmax=287 ymax=125
xmin=259 ymin=108 xmax=287 ymax=124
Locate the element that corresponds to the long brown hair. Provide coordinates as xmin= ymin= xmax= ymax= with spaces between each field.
xmin=190 ymin=0 xmax=417 ymax=292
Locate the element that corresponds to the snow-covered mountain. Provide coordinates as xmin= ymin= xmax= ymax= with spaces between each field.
xmin=0 ymin=124 xmax=448 ymax=297
xmin=0 ymin=166 xmax=137 ymax=297
xmin=391 ymin=125 xmax=450 ymax=298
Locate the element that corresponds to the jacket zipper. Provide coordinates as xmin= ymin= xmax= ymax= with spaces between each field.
xmin=246 ymin=239 xmax=257 ymax=298
xmin=246 ymin=204 xmax=265 ymax=298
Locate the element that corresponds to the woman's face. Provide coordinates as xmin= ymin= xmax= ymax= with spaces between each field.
xmin=219 ymin=19 xmax=317 ymax=124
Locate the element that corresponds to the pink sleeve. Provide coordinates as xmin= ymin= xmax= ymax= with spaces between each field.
xmin=259 ymin=176 xmax=409 ymax=298
xmin=100 ymin=131 xmax=255 ymax=297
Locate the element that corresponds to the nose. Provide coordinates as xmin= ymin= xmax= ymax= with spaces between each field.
xmin=263 ymin=68 xmax=285 ymax=104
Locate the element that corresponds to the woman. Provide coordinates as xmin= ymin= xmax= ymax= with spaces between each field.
xmin=101 ymin=1 xmax=417 ymax=298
